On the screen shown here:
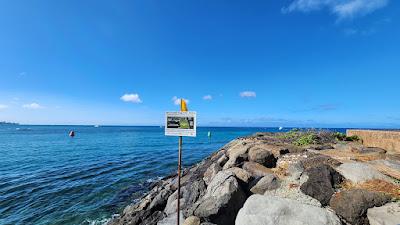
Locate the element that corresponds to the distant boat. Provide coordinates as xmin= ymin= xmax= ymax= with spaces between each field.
xmin=279 ymin=127 xmax=283 ymax=131
xmin=94 ymin=125 xmax=100 ymax=128
xmin=69 ymin=131 xmax=75 ymax=137
xmin=207 ymin=131 xmax=211 ymax=138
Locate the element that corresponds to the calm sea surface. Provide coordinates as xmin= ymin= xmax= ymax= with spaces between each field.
xmin=0 ymin=126 xmax=346 ymax=225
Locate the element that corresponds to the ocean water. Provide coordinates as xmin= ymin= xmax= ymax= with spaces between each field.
xmin=0 ymin=126 xmax=273 ymax=225
xmin=0 ymin=126 xmax=346 ymax=225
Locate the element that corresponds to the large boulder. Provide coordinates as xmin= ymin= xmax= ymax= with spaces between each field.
xmin=225 ymin=167 xmax=251 ymax=183
xmin=300 ymin=164 xmax=343 ymax=206
xmin=157 ymin=212 xmax=184 ymax=225
xmin=223 ymin=141 xmax=251 ymax=169
xmin=300 ymin=154 xmax=341 ymax=170
xmin=183 ymin=216 xmax=201 ymax=225
xmin=329 ymin=189 xmax=391 ymax=225
xmin=250 ymin=174 xmax=280 ymax=194
xmin=248 ymin=146 xmax=277 ymax=168
xmin=164 ymin=179 xmax=206 ymax=216
xmin=236 ymin=194 xmax=341 ymax=225
xmin=367 ymin=202 xmax=400 ymax=225
xmin=336 ymin=162 xmax=390 ymax=183
xmin=242 ymin=162 xmax=273 ymax=178
xmin=203 ymin=163 xmax=221 ymax=185
xmin=192 ymin=171 xmax=246 ymax=225
xmin=149 ymin=188 xmax=173 ymax=212
xmin=368 ymin=159 xmax=400 ymax=180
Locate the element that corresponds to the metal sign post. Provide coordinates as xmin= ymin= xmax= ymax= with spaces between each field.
xmin=165 ymin=108 xmax=196 ymax=225
xmin=177 ymin=136 xmax=182 ymax=225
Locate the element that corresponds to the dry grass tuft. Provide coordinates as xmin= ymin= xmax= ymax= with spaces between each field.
xmin=341 ymin=179 xmax=400 ymax=199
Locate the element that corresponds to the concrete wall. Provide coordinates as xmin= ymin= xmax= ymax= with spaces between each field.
xmin=347 ymin=129 xmax=400 ymax=154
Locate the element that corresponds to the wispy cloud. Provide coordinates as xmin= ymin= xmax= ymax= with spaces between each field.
xmin=387 ymin=116 xmax=400 ymax=121
xmin=282 ymin=0 xmax=389 ymax=20
xmin=240 ymin=91 xmax=256 ymax=98
xmin=19 ymin=72 xmax=26 ymax=77
xmin=203 ymin=95 xmax=212 ymax=100
xmin=172 ymin=96 xmax=189 ymax=105
xmin=212 ymin=116 xmax=317 ymax=127
xmin=317 ymin=104 xmax=337 ymax=111
xmin=343 ymin=17 xmax=391 ymax=36
xmin=120 ymin=93 xmax=142 ymax=103
xmin=22 ymin=103 xmax=43 ymax=109
xmin=289 ymin=103 xmax=339 ymax=113
xmin=0 ymin=104 xmax=8 ymax=110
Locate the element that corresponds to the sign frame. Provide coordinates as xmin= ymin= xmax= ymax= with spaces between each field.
xmin=165 ymin=111 xmax=197 ymax=137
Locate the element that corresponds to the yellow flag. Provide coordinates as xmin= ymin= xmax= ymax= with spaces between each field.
xmin=180 ymin=99 xmax=188 ymax=112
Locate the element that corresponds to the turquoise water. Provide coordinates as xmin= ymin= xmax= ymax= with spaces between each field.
xmin=0 ymin=125 xmax=284 ymax=225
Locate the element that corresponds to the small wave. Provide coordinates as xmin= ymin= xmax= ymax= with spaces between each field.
xmin=84 ymin=217 xmax=110 ymax=225
xmin=84 ymin=214 xmax=119 ymax=225
xmin=146 ymin=176 xmax=163 ymax=183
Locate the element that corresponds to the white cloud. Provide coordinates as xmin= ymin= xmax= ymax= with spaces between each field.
xmin=203 ymin=95 xmax=213 ymax=100
xmin=0 ymin=104 xmax=8 ymax=110
xmin=283 ymin=0 xmax=389 ymax=20
xmin=120 ymin=93 xmax=142 ymax=103
xmin=22 ymin=103 xmax=43 ymax=109
xmin=172 ymin=96 xmax=189 ymax=105
xmin=240 ymin=91 xmax=256 ymax=98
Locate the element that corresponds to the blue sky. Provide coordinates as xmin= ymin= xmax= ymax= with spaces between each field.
xmin=0 ymin=0 xmax=399 ymax=128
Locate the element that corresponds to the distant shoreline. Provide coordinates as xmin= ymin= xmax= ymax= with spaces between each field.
xmin=3 ymin=124 xmax=399 ymax=131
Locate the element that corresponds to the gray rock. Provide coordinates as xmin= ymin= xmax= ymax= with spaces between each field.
xmin=300 ymin=164 xmax=343 ymax=206
xmin=192 ymin=171 xmax=246 ymax=225
xmin=367 ymin=202 xmax=400 ymax=225
xmin=242 ymin=161 xmax=273 ymax=178
xmin=250 ymin=174 xmax=280 ymax=194
xmin=248 ymin=146 xmax=277 ymax=168
xmin=142 ymin=211 xmax=165 ymax=225
xmin=222 ymin=141 xmax=251 ymax=169
xmin=287 ymin=162 xmax=304 ymax=179
xmin=157 ymin=212 xmax=184 ymax=225
xmin=336 ymin=162 xmax=390 ymax=183
xmin=164 ymin=179 xmax=206 ymax=216
xmin=225 ymin=167 xmax=251 ymax=183
xmin=203 ymin=163 xmax=221 ymax=185
xmin=329 ymin=189 xmax=391 ymax=225
xmin=149 ymin=188 xmax=173 ymax=212
xmin=236 ymin=194 xmax=341 ymax=225
xmin=183 ymin=216 xmax=201 ymax=225
xmin=216 ymin=155 xmax=228 ymax=167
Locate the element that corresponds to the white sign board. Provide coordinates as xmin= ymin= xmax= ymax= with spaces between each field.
xmin=165 ymin=111 xmax=197 ymax=137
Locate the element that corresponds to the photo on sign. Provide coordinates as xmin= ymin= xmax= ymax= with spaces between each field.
xmin=165 ymin=111 xmax=197 ymax=137
xmin=167 ymin=117 xmax=194 ymax=129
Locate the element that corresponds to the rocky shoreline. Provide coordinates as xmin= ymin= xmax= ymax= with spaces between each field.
xmin=108 ymin=130 xmax=400 ymax=225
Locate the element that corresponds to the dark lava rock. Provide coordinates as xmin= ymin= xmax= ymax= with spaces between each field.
xmin=140 ymin=211 xmax=165 ymax=225
xmin=148 ymin=188 xmax=172 ymax=212
xmin=300 ymin=154 xmax=341 ymax=170
xmin=248 ymin=147 xmax=277 ymax=168
xmin=300 ymin=164 xmax=343 ymax=206
xmin=329 ymin=189 xmax=391 ymax=225
xmin=314 ymin=145 xmax=334 ymax=150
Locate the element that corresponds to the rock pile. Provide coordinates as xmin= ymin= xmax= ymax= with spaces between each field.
xmin=108 ymin=132 xmax=400 ymax=225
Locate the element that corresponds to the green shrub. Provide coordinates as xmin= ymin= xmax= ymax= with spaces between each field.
xmin=333 ymin=132 xmax=360 ymax=142
xmin=293 ymin=133 xmax=319 ymax=146
xmin=345 ymin=135 xmax=360 ymax=142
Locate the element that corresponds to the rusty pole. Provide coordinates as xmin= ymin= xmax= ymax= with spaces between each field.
xmin=177 ymin=136 xmax=182 ymax=225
